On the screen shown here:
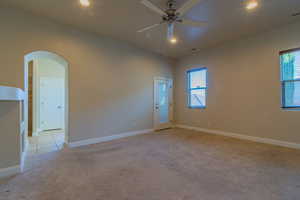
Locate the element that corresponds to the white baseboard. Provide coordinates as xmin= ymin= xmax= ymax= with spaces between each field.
xmin=0 ymin=165 xmax=20 ymax=178
xmin=68 ymin=128 xmax=154 ymax=148
xmin=176 ymin=124 xmax=300 ymax=150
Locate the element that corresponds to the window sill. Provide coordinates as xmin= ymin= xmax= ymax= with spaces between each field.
xmin=188 ymin=106 xmax=206 ymax=109
xmin=281 ymin=107 xmax=300 ymax=111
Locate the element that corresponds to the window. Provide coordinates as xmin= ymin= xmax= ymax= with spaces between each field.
xmin=280 ymin=48 xmax=300 ymax=108
xmin=187 ymin=68 xmax=207 ymax=108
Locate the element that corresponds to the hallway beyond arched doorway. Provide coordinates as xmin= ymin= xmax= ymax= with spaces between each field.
xmin=24 ymin=51 xmax=69 ymax=156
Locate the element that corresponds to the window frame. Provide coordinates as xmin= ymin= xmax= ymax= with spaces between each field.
xmin=280 ymin=48 xmax=300 ymax=109
xmin=187 ymin=67 xmax=208 ymax=109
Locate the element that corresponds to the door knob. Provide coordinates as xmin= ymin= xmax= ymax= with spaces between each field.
xmin=57 ymin=106 xmax=62 ymax=109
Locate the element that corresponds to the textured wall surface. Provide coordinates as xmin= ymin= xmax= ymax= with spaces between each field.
xmin=0 ymin=102 xmax=20 ymax=168
xmin=175 ymin=21 xmax=300 ymax=143
xmin=0 ymin=8 xmax=173 ymax=144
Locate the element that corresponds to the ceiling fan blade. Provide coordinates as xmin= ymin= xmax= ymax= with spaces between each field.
xmin=137 ymin=23 xmax=162 ymax=33
xmin=141 ymin=0 xmax=166 ymax=16
xmin=180 ymin=19 xmax=207 ymax=27
xmin=167 ymin=23 xmax=175 ymax=40
xmin=177 ymin=0 xmax=204 ymax=17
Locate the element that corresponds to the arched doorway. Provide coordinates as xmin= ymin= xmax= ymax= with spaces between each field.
xmin=24 ymin=51 xmax=69 ymax=157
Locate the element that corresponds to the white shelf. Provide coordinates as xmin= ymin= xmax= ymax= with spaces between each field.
xmin=0 ymin=86 xmax=25 ymax=101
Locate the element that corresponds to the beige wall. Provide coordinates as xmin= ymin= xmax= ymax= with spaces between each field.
xmin=0 ymin=102 xmax=20 ymax=169
xmin=175 ymin=21 xmax=300 ymax=143
xmin=0 ymin=8 xmax=173 ymax=144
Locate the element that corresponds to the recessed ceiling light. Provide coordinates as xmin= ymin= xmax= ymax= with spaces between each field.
xmin=246 ymin=1 xmax=258 ymax=10
xmin=170 ymin=37 xmax=177 ymax=44
xmin=80 ymin=0 xmax=90 ymax=7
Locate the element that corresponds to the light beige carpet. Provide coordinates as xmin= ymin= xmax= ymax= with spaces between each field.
xmin=1 ymin=128 xmax=300 ymax=200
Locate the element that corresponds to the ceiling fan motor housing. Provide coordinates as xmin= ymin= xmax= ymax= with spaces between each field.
xmin=163 ymin=0 xmax=179 ymax=23
xmin=167 ymin=0 xmax=176 ymax=8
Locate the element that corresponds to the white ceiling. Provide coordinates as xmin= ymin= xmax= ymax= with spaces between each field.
xmin=1 ymin=0 xmax=299 ymax=58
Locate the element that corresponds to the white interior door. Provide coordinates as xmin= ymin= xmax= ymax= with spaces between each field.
xmin=39 ymin=77 xmax=64 ymax=131
xmin=154 ymin=77 xmax=173 ymax=130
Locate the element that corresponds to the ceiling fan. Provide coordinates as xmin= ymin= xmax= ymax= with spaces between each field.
xmin=138 ymin=0 xmax=207 ymax=42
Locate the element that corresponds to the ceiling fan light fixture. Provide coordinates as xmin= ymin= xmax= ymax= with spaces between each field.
xmin=246 ymin=0 xmax=258 ymax=10
xmin=170 ymin=37 xmax=177 ymax=44
xmin=80 ymin=0 xmax=90 ymax=7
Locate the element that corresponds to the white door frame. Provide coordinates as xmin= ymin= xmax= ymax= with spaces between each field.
xmin=24 ymin=51 xmax=69 ymax=144
xmin=153 ymin=77 xmax=173 ymax=130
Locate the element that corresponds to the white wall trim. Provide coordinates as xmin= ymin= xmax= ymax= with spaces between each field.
xmin=0 ymin=165 xmax=20 ymax=178
xmin=68 ymin=128 xmax=154 ymax=148
xmin=176 ymin=124 xmax=300 ymax=149
xmin=0 ymin=86 xmax=25 ymax=101
xmin=20 ymin=139 xmax=29 ymax=172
